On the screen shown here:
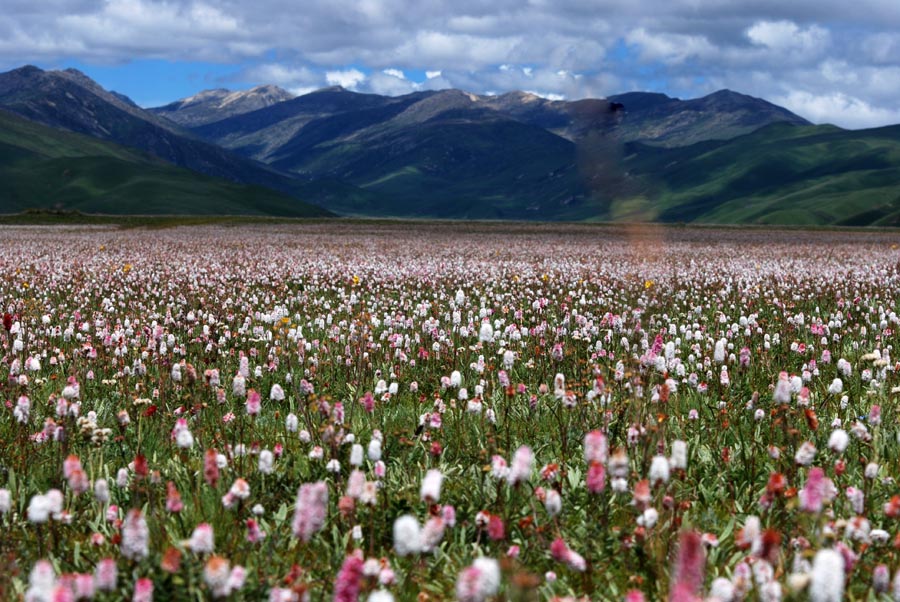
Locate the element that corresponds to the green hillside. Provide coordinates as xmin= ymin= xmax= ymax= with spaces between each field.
xmin=618 ymin=123 xmax=900 ymax=226
xmin=0 ymin=110 xmax=331 ymax=216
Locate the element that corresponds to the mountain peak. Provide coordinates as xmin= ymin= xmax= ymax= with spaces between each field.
xmin=150 ymin=83 xmax=294 ymax=127
xmin=11 ymin=65 xmax=44 ymax=77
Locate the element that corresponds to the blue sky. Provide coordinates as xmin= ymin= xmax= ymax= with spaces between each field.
xmin=2 ymin=0 xmax=900 ymax=128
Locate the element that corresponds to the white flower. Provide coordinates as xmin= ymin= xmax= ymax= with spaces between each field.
xmin=827 ymin=429 xmax=849 ymax=454
xmin=508 ymin=446 xmax=533 ymax=485
xmin=544 ymin=489 xmax=562 ymax=517
xmin=27 ymin=494 xmax=52 ymax=523
xmin=809 ymin=549 xmax=844 ymax=602
xmin=828 ymin=378 xmax=843 ymax=395
xmin=637 ymin=507 xmax=659 ymax=528
xmin=649 ymin=455 xmax=670 ymax=485
xmin=865 ymin=462 xmax=879 ymax=479
xmin=392 ymin=515 xmax=422 ymax=556
xmin=232 ymin=375 xmax=246 ymax=398
xmin=176 ymin=429 xmax=194 ymax=449
xmin=479 ymin=322 xmax=494 ymax=343
xmin=350 ymin=444 xmax=364 ymax=467
xmin=270 ymin=384 xmax=285 ymax=401
xmin=714 ymin=339 xmax=726 ymax=363
xmin=188 ymin=523 xmax=215 ymax=553
xmin=367 ymin=439 xmax=382 ymax=462
xmin=26 ymin=560 xmax=57 ymax=602
xmin=794 ymin=442 xmax=817 ymax=466
xmin=258 ymin=450 xmax=274 ymax=475
xmin=285 ymin=413 xmax=298 ymax=432
xmin=94 ymin=479 xmax=110 ymax=503
xmin=709 ymin=577 xmax=734 ymax=601
xmin=420 ymin=469 xmax=444 ymax=502
xmin=456 ymin=557 xmax=500 ymax=601
xmin=670 ymin=440 xmax=688 ymax=470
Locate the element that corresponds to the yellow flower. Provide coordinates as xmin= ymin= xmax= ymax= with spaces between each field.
xmin=123 ymin=264 xmax=132 ymax=273
xmin=644 ymin=279 xmax=654 ymax=289
xmin=352 ymin=275 xmax=360 ymax=285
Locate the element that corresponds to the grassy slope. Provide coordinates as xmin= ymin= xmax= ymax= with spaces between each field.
xmin=273 ymin=114 xmax=603 ymax=220
xmin=621 ymin=123 xmax=900 ymax=226
xmin=0 ymin=110 xmax=331 ymax=217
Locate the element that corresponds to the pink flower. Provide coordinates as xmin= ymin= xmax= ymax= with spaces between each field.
xmin=670 ymin=531 xmax=705 ymax=601
xmin=508 ymin=446 xmax=533 ymax=485
xmin=869 ymin=405 xmax=882 ymax=426
xmin=292 ymin=481 xmax=329 ymax=542
xmin=188 ymin=523 xmax=215 ymax=553
xmin=441 ymin=504 xmax=457 ymax=527
xmin=246 ymin=389 xmax=261 ymax=415
xmin=549 ymin=538 xmax=585 ymax=572
xmin=132 ymin=577 xmax=153 ymax=602
xmin=550 ymin=538 xmax=569 ymax=562
xmin=799 ymin=467 xmax=827 ymax=513
xmin=63 ymin=455 xmax=82 ymax=479
xmin=246 ymin=519 xmax=266 ymax=543
xmin=166 ymin=482 xmax=183 ymax=513
xmin=74 ymin=573 xmax=95 ymax=599
xmin=359 ymin=392 xmax=375 ymax=413
xmin=121 ymin=509 xmax=149 ymax=560
xmin=586 ymin=462 xmax=606 ymax=494
xmin=584 ymin=431 xmax=608 ymax=464
xmin=333 ymin=553 xmax=364 ymax=602
xmin=204 ymin=449 xmax=220 ymax=487
xmin=487 ymin=515 xmax=505 ymax=541
xmin=95 ymin=559 xmax=117 ymax=592
xmin=455 ymin=558 xmax=500 ymax=602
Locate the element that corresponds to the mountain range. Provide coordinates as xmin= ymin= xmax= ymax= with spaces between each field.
xmin=1 ymin=64 xmax=898 ymax=225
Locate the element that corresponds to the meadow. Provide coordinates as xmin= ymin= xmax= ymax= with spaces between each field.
xmin=2 ymin=221 xmax=900 ymax=601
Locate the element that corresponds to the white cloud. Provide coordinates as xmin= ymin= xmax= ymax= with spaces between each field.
xmin=3 ymin=0 xmax=900 ymax=126
xmin=50 ymin=0 xmax=251 ymax=60
xmin=774 ymin=90 xmax=900 ymax=129
xmin=626 ymin=28 xmax=717 ymax=64
xmin=524 ymin=90 xmax=565 ymax=101
xmin=746 ymin=20 xmax=829 ymax=56
xmin=368 ymin=70 xmax=418 ymax=95
xmin=325 ymin=68 xmax=366 ymax=89
xmin=862 ymin=32 xmax=900 ymax=64
xmin=383 ymin=68 xmax=405 ymax=79
xmin=244 ymin=64 xmax=320 ymax=86
xmin=289 ymin=86 xmax=320 ymax=97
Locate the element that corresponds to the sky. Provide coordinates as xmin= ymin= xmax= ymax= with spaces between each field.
xmin=2 ymin=0 xmax=899 ymax=128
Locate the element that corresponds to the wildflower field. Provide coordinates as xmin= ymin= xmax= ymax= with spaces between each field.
xmin=3 ymin=222 xmax=900 ymax=602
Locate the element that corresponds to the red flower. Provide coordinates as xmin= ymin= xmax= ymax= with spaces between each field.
xmin=133 ymin=454 xmax=149 ymax=478
xmin=2 ymin=313 xmax=12 ymax=332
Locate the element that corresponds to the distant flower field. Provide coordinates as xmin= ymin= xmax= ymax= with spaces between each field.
xmin=2 ymin=222 xmax=900 ymax=601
